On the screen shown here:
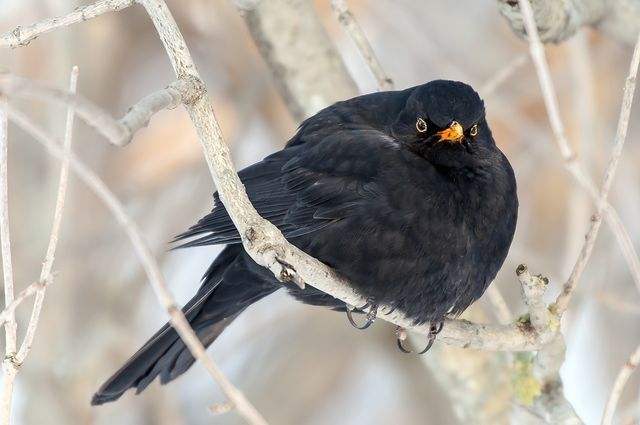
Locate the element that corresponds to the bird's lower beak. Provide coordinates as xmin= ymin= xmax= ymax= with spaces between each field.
xmin=436 ymin=121 xmax=464 ymax=143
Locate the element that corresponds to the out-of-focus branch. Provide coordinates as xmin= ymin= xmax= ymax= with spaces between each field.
xmin=556 ymin=30 xmax=640 ymax=315
xmin=497 ymin=0 xmax=640 ymax=46
xmin=7 ymin=106 xmax=268 ymax=425
xmin=15 ymin=66 xmax=78 ymax=364
xmin=0 ymin=0 xmax=135 ymax=48
xmin=480 ymin=53 xmax=528 ymax=96
xmin=0 ymin=74 xmax=185 ymax=147
xmin=0 ymin=279 xmax=49 ymax=328
xmin=602 ymin=342 xmax=640 ymax=425
xmin=330 ymin=0 xmax=393 ymax=90
xmin=0 ymin=89 xmax=17 ymax=425
xmin=516 ymin=0 xmax=640 ymax=314
xmin=234 ymin=0 xmax=358 ymax=121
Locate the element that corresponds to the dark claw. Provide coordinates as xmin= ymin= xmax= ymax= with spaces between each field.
xmin=345 ymin=299 xmax=378 ymax=330
xmin=417 ymin=321 xmax=444 ymax=355
xmin=395 ymin=326 xmax=411 ymax=353
xmin=383 ymin=303 xmax=397 ymax=315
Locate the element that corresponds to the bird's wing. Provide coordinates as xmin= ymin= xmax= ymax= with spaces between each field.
xmin=174 ymin=129 xmax=395 ymax=248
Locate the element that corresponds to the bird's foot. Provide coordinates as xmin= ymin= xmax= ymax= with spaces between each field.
xmin=396 ymin=320 xmax=444 ymax=354
xmin=345 ymin=299 xmax=378 ymax=330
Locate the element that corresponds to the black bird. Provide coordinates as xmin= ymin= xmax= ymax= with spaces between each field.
xmin=92 ymin=80 xmax=518 ymax=405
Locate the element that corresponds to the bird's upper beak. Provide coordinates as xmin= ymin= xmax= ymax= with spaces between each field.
xmin=436 ymin=121 xmax=464 ymax=143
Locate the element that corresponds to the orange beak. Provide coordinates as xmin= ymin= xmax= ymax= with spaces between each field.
xmin=436 ymin=121 xmax=464 ymax=143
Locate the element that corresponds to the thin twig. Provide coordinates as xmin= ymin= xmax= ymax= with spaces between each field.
xmin=556 ymin=30 xmax=640 ymax=315
xmin=517 ymin=0 xmax=640 ymax=314
xmin=16 ymin=66 xmax=78 ymax=363
xmin=480 ymin=53 xmax=528 ymax=96
xmin=5 ymin=107 xmax=268 ymax=425
xmin=485 ymin=284 xmax=513 ymax=323
xmin=0 ymin=279 xmax=49 ymax=328
xmin=0 ymin=85 xmax=17 ymax=425
xmin=0 ymin=74 xmax=185 ymax=147
xmin=0 ymin=0 xmax=135 ymax=48
xmin=602 ymin=342 xmax=640 ymax=425
xmin=330 ymin=0 xmax=393 ymax=90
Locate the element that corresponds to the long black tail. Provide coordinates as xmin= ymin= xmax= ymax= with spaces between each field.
xmin=92 ymin=246 xmax=277 ymax=405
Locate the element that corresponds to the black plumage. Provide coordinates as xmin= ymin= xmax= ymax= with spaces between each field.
xmin=92 ymin=80 xmax=518 ymax=405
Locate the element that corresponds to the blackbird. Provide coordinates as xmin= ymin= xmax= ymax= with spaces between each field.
xmin=92 ymin=80 xmax=518 ymax=405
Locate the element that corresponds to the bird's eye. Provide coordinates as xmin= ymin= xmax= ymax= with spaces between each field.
xmin=416 ymin=117 xmax=428 ymax=133
xmin=469 ymin=124 xmax=478 ymax=137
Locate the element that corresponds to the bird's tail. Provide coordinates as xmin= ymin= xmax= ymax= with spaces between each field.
xmin=92 ymin=247 xmax=276 ymax=405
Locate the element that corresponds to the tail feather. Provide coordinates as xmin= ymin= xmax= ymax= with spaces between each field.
xmin=92 ymin=247 xmax=277 ymax=405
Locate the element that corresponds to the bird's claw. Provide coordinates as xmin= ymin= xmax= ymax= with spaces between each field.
xmin=396 ymin=321 xmax=444 ymax=354
xmin=345 ymin=299 xmax=378 ymax=330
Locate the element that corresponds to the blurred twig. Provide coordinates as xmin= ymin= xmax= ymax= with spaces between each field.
xmin=480 ymin=52 xmax=528 ymax=96
xmin=516 ymin=0 xmax=640 ymax=314
xmin=15 ymin=66 xmax=78 ymax=364
xmin=6 ymin=105 xmax=268 ymax=425
xmin=330 ymin=0 xmax=393 ymax=90
xmin=556 ymin=30 xmax=640 ymax=315
xmin=602 ymin=342 xmax=640 ymax=425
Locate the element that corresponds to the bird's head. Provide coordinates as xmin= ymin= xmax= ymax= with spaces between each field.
xmin=391 ymin=80 xmax=494 ymax=168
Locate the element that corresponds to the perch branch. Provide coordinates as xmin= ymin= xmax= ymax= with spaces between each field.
xmin=602 ymin=341 xmax=640 ymax=425
xmin=16 ymin=66 xmax=78 ymax=363
xmin=330 ymin=0 xmax=393 ymax=90
xmin=0 ymin=0 xmax=135 ymax=48
xmin=497 ymin=0 xmax=640 ymax=47
xmin=6 ymin=106 xmax=268 ymax=425
xmin=517 ymin=0 xmax=640 ymax=314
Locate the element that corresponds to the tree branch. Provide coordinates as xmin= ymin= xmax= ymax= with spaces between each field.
xmin=0 ymin=84 xmax=17 ymax=425
xmin=497 ymin=0 xmax=640 ymax=46
xmin=6 ymin=106 xmax=268 ymax=425
xmin=235 ymin=0 xmax=358 ymax=121
xmin=330 ymin=0 xmax=393 ymax=90
xmin=0 ymin=0 xmax=135 ymax=48
xmin=602 ymin=341 xmax=640 ymax=425
xmin=516 ymin=0 xmax=640 ymax=314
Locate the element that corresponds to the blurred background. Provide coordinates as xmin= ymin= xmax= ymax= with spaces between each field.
xmin=0 ymin=0 xmax=639 ymax=424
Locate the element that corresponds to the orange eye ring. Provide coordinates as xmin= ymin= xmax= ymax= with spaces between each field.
xmin=416 ymin=118 xmax=428 ymax=133
xmin=469 ymin=124 xmax=478 ymax=137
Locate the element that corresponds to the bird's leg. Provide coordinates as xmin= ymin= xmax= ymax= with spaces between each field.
xmin=395 ymin=320 xmax=444 ymax=354
xmin=382 ymin=302 xmax=397 ymax=315
xmin=345 ymin=298 xmax=378 ymax=330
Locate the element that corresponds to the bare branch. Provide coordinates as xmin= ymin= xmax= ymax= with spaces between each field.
xmin=7 ymin=105 xmax=268 ymax=425
xmin=602 ymin=342 xmax=640 ymax=425
xmin=15 ymin=66 xmax=78 ymax=364
xmin=516 ymin=0 xmax=640 ymax=315
xmin=497 ymin=0 xmax=640 ymax=46
xmin=556 ymin=30 xmax=640 ymax=315
xmin=0 ymin=279 xmax=49 ymax=328
xmin=235 ymin=0 xmax=358 ymax=121
xmin=0 ymin=86 xmax=17 ymax=425
xmin=0 ymin=0 xmax=135 ymax=48
xmin=330 ymin=0 xmax=393 ymax=90
xmin=479 ymin=53 xmax=528 ymax=96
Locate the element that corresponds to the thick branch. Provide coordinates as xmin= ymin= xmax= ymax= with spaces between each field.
xmin=497 ymin=0 xmax=640 ymax=46
xmin=235 ymin=0 xmax=358 ymax=121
